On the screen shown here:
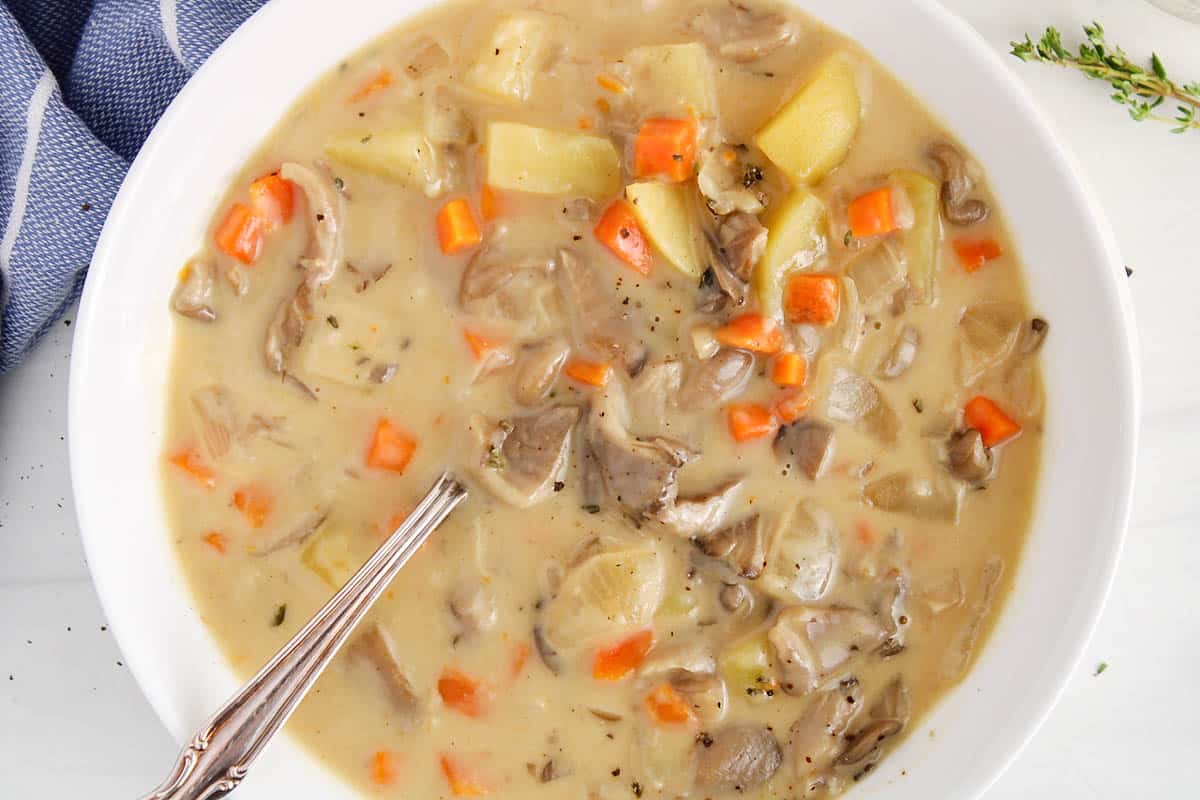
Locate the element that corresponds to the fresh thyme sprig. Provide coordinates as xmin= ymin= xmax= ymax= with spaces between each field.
xmin=1012 ymin=22 xmax=1200 ymax=134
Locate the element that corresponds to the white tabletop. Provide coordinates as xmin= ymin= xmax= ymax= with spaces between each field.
xmin=2 ymin=1 xmax=1198 ymax=796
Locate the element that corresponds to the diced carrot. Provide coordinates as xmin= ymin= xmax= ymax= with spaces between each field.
xmin=214 ymin=203 xmax=263 ymax=265
xmin=564 ymin=358 xmax=612 ymax=388
xmin=715 ymin=313 xmax=784 ymax=354
xmin=595 ymin=97 xmax=611 ymax=114
xmin=370 ymin=750 xmax=400 ymax=786
xmin=644 ymin=683 xmax=694 ymax=725
xmin=437 ymin=198 xmax=483 ymax=255
xmin=372 ymin=511 xmax=407 ymax=538
xmin=846 ymin=187 xmax=899 ymax=238
xmin=953 ymin=238 xmax=1004 ymax=272
xmin=727 ymin=403 xmax=778 ymax=443
xmin=510 ymin=642 xmax=532 ymax=680
xmin=634 ymin=118 xmax=698 ymax=183
xmin=438 ymin=669 xmax=491 ymax=717
xmin=202 ymin=531 xmax=228 ymax=554
xmin=480 ymin=185 xmax=501 ymax=222
xmin=168 ymin=448 xmax=216 ymax=488
xmin=596 ymin=73 xmax=627 ymax=93
xmin=771 ymin=353 xmax=807 ymax=386
xmin=248 ymin=174 xmax=294 ymax=231
xmin=855 ymin=520 xmax=876 ymax=547
xmin=232 ymin=484 xmax=272 ymax=529
xmin=463 ymin=328 xmax=505 ymax=361
xmin=593 ymin=629 xmax=654 ymax=681
xmin=440 ymin=754 xmax=489 ymax=797
xmin=773 ymin=388 xmax=813 ymax=424
xmin=964 ymin=395 xmax=1022 ymax=447
xmin=348 ymin=68 xmax=394 ymax=103
xmin=784 ymin=273 xmax=841 ymax=326
xmin=366 ymin=418 xmax=418 ymax=473
xmin=595 ymin=200 xmax=652 ymax=276
xmin=578 ymin=116 xmax=593 ymax=130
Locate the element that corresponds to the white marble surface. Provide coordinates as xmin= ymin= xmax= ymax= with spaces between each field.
xmin=2 ymin=0 xmax=1198 ymax=796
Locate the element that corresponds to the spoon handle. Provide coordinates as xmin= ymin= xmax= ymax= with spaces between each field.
xmin=139 ymin=472 xmax=467 ymax=800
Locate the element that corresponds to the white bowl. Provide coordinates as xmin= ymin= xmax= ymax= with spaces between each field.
xmin=68 ymin=0 xmax=1139 ymax=797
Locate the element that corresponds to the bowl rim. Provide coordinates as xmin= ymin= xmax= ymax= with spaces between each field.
xmin=68 ymin=0 xmax=1139 ymax=797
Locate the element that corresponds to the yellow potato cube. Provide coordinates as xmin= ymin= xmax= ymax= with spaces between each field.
xmin=754 ymin=188 xmax=828 ymax=319
xmin=625 ymin=181 xmax=703 ymax=278
xmin=485 ymin=121 xmax=621 ymax=199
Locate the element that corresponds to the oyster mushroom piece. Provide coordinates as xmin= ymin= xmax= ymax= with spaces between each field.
xmin=695 ymin=725 xmax=783 ymax=792
xmin=863 ymin=472 xmax=963 ymax=523
xmin=256 ymin=508 xmax=330 ymax=555
xmin=767 ymin=606 xmax=888 ymax=696
xmin=264 ymin=282 xmax=314 ymax=379
xmin=927 ymin=142 xmax=990 ymax=226
xmin=652 ymin=478 xmax=744 ymax=538
xmin=697 ymin=149 xmax=768 ymax=216
xmin=449 ymin=582 xmax=498 ymax=635
xmin=460 ymin=249 xmax=559 ymax=334
xmin=469 ymin=405 xmax=581 ymax=507
xmin=347 ymin=624 xmax=422 ymax=725
xmin=690 ymin=2 xmax=799 ymax=62
xmin=836 ymin=678 xmax=910 ymax=766
xmin=789 ymin=681 xmax=864 ymax=781
xmin=630 ymin=360 xmax=683 ymax=426
xmin=946 ymin=428 xmax=993 ymax=483
xmin=557 ymin=248 xmax=647 ymax=374
xmin=698 ymin=513 xmax=775 ymax=580
xmin=586 ymin=381 xmax=697 ymax=518
xmin=773 ymin=419 xmax=835 ymax=480
xmin=514 ymin=337 xmax=570 ymax=406
xmin=877 ymin=324 xmax=920 ymax=380
xmin=826 ymin=370 xmax=899 ymax=443
xmin=280 ymin=162 xmax=344 ymax=288
xmin=171 ymin=258 xmax=217 ymax=321
xmin=640 ymin=640 xmax=728 ymax=724
xmin=677 ymin=349 xmax=755 ymax=411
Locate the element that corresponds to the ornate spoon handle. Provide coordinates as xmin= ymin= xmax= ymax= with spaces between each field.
xmin=139 ymin=472 xmax=468 ymax=800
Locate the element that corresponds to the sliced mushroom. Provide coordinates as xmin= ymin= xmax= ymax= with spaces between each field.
xmin=717 ymin=212 xmax=768 ymax=281
xmin=836 ymin=678 xmax=910 ymax=766
xmin=946 ymin=428 xmax=993 ymax=483
xmin=630 ymin=360 xmax=683 ymax=426
xmin=557 ymin=249 xmax=647 ymax=374
xmin=369 ymin=362 xmax=398 ymax=384
xmin=586 ymin=381 xmax=696 ymax=518
xmin=514 ymin=338 xmax=570 ymax=406
xmin=698 ymin=514 xmax=774 ymax=580
xmin=690 ymin=2 xmax=798 ymax=62
xmin=927 ymin=142 xmax=989 ymax=226
xmin=673 ymin=673 xmax=730 ymax=725
xmin=652 ymin=478 xmax=744 ymax=538
xmin=719 ymin=583 xmax=753 ymax=617
xmin=532 ymin=624 xmax=563 ymax=674
xmin=460 ymin=249 xmax=559 ymax=332
xmin=877 ymin=324 xmax=920 ymax=380
xmin=768 ymin=606 xmax=887 ymax=695
xmin=826 ymin=370 xmax=899 ymax=443
xmin=449 ymin=582 xmax=498 ymax=635
xmin=264 ymin=282 xmax=313 ymax=378
xmin=190 ymin=385 xmax=238 ymax=460
xmin=789 ymin=681 xmax=864 ymax=781
xmin=347 ymin=624 xmax=422 ymax=725
xmin=773 ymin=419 xmax=835 ymax=480
xmin=677 ymin=349 xmax=754 ymax=411
xmin=641 ymin=641 xmax=726 ymax=722
xmin=694 ymin=725 xmax=782 ymax=791
xmin=424 ymin=86 xmax=473 ymax=146
xmin=469 ymin=406 xmax=580 ymax=507
xmin=280 ymin=162 xmax=344 ymax=288
xmin=171 ymin=258 xmax=217 ymax=321
xmin=863 ymin=472 xmax=963 ymax=523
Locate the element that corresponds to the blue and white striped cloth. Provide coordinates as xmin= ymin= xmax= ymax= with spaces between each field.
xmin=0 ymin=0 xmax=266 ymax=372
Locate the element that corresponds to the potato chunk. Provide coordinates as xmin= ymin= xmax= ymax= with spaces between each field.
xmin=625 ymin=42 xmax=717 ymax=118
xmin=754 ymin=188 xmax=828 ymax=319
xmin=625 ymin=181 xmax=702 ymax=277
xmin=485 ymin=121 xmax=621 ymax=199
xmin=325 ymin=128 xmax=450 ymax=196
xmin=754 ymin=53 xmax=861 ymax=184
xmin=468 ymin=13 xmax=557 ymax=102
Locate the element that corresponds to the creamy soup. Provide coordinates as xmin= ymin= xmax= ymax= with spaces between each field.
xmin=162 ymin=1 xmax=1046 ymax=797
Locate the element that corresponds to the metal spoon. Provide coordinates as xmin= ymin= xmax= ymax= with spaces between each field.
xmin=140 ymin=472 xmax=467 ymax=800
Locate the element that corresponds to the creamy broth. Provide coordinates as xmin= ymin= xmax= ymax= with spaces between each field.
xmin=162 ymin=1 xmax=1045 ymax=797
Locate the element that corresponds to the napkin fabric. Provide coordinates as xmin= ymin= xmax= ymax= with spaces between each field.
xmin=0 ymin=0 xmax=265 ymax=372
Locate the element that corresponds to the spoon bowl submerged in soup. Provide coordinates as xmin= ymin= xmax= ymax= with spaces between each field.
xmin=162 ymin=0 xmax=1045 ymax=796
